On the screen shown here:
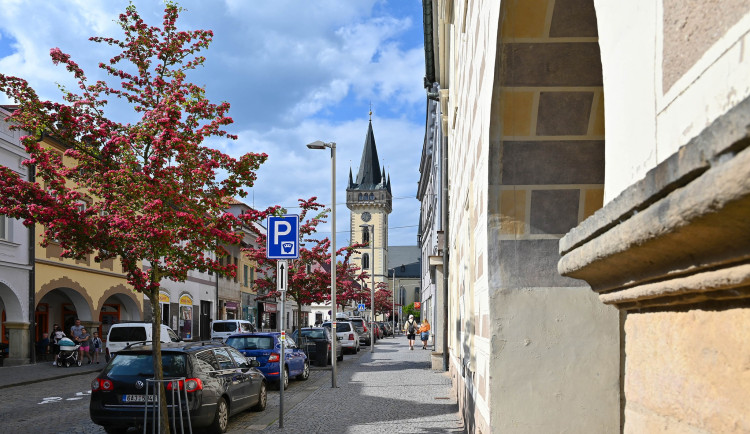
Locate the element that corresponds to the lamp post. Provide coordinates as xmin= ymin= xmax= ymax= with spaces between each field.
xmin=360 ymin=223 xmax=375 ymax=352
xmin=306 ymin=140 xmax=337 ymax=388
xmin=391 ymin=268 xmax=396 ymax=338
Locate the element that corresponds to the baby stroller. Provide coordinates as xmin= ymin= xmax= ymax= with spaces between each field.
xmin=56 ymin=337 xmax=81 ymax=367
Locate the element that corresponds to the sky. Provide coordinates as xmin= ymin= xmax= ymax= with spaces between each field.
xmin=0 ymin=0 xmax=426 ymax=247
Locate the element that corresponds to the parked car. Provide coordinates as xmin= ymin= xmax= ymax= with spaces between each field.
xmin=90 ymin=341 xmax=267 ymax=434
xmin=378 ymin=321 xmax=393 ymax=337
xmin=371 ymin=321 xmax=382 ymax=341
xmin=211 ymin=320 xmax=256 ymax=342
xmin=225 ymin=332 xmax=309 ymax=390
xmin=291 ymin=327 xmax=344 ymax=365
xmin=346 ymin=317 xmax=371 ymax=345
xmin=376 ymin=322 xmax=388 ymax=338
xmin=321 ymin=321 xmax=359 ymax=354
xmin=105 ymin=322 xmax=181 ymax=362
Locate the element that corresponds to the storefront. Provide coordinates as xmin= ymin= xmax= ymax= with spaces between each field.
xmin=224 ymin=301 xmax=238 ymax=320
xmin=178 ymin=294 xmax=193 ymax=340
xmin=258 ymin=302 xmax=277 ymax=331
xmin=158 ymin=292 xmax=170 ymax=327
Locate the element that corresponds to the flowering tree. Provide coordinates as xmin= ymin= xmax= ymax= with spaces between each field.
xmin=241 ymin=198 xmax=367 ymax=329
xmin=0 ymin=4 xmax=264 ymax=431
xmin=372 ymin=281 xmax=394 ymax=317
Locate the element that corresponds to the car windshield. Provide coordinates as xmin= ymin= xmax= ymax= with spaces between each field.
xmin=105 ymin=353 xmax=187 ymax=377
xmin=212 ymin=322 xmax=237 ymax=332
xmin=226 ymin=336 xmax=275 ymax=350
xmin=108 ymin=327 xmax=147 ymax=342
xmin=322 ymin=323 xmax=351 ymax=332
xmin=300 ymin=329 xmax=326 ymax=339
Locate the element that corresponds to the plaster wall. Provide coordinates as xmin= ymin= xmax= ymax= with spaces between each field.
xmin=489 ymin=286 xmax=620 ymax=433
xmin=596 ymin=0 xmax=750 ymax=202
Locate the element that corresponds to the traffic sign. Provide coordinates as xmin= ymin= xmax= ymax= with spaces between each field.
xmin=267 ymin=215 xmax=299 ymax=259
xmin=277 ymin=260 xmax=288 ymax=293
xmin=357 ymin=303 xmax=365 ymax=311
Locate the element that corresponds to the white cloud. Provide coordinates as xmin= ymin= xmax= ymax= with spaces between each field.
xmin=0 ymin=0 xmax=425 ymax=245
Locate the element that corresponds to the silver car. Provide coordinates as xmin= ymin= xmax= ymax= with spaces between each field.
xmin=321 ymin=321 xmax=360 ymax=354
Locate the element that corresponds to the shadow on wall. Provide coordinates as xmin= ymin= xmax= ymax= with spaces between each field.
xmin=455 ymin=316 xmax=477 ymax=434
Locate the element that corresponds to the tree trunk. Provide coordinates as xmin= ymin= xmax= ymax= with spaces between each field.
xmin=148 ymin=270 xmax=170 ymax=434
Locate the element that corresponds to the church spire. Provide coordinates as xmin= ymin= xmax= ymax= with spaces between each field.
xmin=354 ymin=120 xmax=383 ymax=189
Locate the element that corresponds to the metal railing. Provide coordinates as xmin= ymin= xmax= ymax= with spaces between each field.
xmin=143 ymin=378 xmax=193 ymax=434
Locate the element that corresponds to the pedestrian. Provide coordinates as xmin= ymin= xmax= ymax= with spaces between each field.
xmin=37 ymin=332 xmax=50 ymax=361
xmin=403 ymin=314 xmax=418 ymax=350
xmin=90 ymin=331 xmax=103 ymax=364
xmin=419 ymin=319 xmax=431 ymax=350
xmin=76 ymin=327 xmax=92 ymax=364
xmin=51 ymin=324 xmax=66 ymax=366
xmin=70 ymin=319 xmax=86 ymax=363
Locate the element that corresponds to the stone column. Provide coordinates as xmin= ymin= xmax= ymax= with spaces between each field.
xmin=3 ymin=321 xmax=31 ymax=366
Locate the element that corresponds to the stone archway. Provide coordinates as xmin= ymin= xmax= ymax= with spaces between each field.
xmin=0 ymin=280 xmax=29 ymax=365
xmin=483 ymin=0 xmax=620 ymax=432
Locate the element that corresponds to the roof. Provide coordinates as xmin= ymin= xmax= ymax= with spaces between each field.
xmin=387 ymin=246 xmax=421 ymax=278
xmin=351 ymin=120 xmax=385 ymax=190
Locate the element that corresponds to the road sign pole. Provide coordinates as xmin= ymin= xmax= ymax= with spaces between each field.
xmin=279 ymin=288 xmax=285 ymax=428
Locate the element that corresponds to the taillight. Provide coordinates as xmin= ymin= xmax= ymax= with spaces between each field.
xmin=268 ymin=353 xmax=280 ymax=362
xmin=167 ymin=378 xmax=203 ymax=393
xmin=93 ymin=379 xmax=114 ymax=391
xmin=363 ymin=325 xmax=368 ymax=332
xmin=327 ymin=343 xmax=331 ymax=351
xmin=348 ymin=333 xmax=354 ymax=340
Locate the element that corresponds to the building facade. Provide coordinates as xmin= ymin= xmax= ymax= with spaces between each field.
xmin=0 ymin=106 xmax=32 ymax=365
xmin=424 ymin=0 xmax=750 ymax=432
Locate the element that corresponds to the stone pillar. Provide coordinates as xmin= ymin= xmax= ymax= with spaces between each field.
xmin=3 ymin=322 xmax=31 ymax=366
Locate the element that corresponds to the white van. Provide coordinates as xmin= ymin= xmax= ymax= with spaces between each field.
xmin=211 ymin=320 xmax=256 ymax=342
xmin=105 ymin=322 xmax=181 ymax=361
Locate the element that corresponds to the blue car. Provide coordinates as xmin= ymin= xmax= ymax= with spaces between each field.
xmin=226 ymin=332 xmax=309 ymax=390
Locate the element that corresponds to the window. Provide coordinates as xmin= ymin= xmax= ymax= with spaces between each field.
xmin=227 ymin=347 xmax=251 ymax=369
xmin=195 ymin=350 xmax=220 ymax=372
xmin=358 ymin=193 xmax=363 ymax=201
xmin=414 ymin=287 xmax=420 ymax=302
xmin=369 ymin=193 xmax=374 ymax=200
xmin=243 ymin=265 xmax=249 ymax=286
xmin=234 ymin=257 xmax=238 ymax=282
xmin=362 ymin=253 xmax=369 ymax=269
xmin=212 ymin=348 xmax=236 ymax=370
xmin=0 ymin=215 xmax=8 ymax=241
xmin=399 ymin=286 xmax=406 ymax=306
xmin=362 ymin=227 xmax=370 ymax=243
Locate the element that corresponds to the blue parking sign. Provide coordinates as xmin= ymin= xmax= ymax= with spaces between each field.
xmin=267 ymin=215 xmax=300 ymax=259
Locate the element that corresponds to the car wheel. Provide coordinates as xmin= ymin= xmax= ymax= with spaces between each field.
xmin=296 ymin=361 xmax=309 ymax=381
xmin=209 ymin=397 xmax=228 ymax=434
xmin=251 ymin=381 xmax=267 ymax=412
xmin=283 ymin=367 xmax=289 ymax=390
xmin=103 ymin=426 xmax=128 ymax=434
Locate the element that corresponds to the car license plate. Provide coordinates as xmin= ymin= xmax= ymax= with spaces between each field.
xmin=246 ymin=356 xmax=256 ymax=360
xmin=122 ymin=394 xmax=156 ymax=403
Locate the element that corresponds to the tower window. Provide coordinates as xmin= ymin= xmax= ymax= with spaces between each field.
xmin=363 ymin=253 xmax=370 ymax=269
xmin=369 ymin=193 xmax=374 ymax=200
xmin=362 ymin=226 xmax=370 ymax=243
xmin=358 ymin=193 xmax=363 ymax=201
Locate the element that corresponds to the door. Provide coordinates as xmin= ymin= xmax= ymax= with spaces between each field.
xmin=200 ymin=301 xmax=211 ymax=340
xmin=212 ymin=347 xmax=249 ymax=412
xmin=227 ymin=347 xmax=258 ymax=408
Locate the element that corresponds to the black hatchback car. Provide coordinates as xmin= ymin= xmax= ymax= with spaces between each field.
xmin=90 ymin=341 xmax=267 ymax=434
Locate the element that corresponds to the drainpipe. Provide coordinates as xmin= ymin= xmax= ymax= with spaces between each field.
xmin=28 ymin=164 xmax=36 ymax=364
xmin=441 ymin=132 xmax=449 ymax=372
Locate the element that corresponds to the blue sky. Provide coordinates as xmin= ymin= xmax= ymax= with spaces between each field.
xmin=0 ymin=0 xmax=425 ymax=247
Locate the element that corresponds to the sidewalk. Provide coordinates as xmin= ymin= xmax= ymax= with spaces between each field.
xmin=0 ymin=358 xmax=103 ymax=389
xmin=253 ymin=336 xmax=465 ymax=434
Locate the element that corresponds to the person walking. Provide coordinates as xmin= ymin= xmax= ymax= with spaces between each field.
xmin=90 ymin=331 xmax=103 ymax=364
xmin=70 ymin=319 xmax=85 ymax=363
xmin=403 ymin=315 xmax=418 ymax=350
xmin=419 ymin=319 xmax=431 ymax=350
xmin=50 ymin=325 xmax=66 ymax=366
xmin=76 ymin=327 xmax=92 ymax=364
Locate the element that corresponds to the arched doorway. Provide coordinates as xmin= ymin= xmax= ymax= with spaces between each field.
xmin=37 ymin=287 xmax=94 ymax=337
xmin=0 ymin=282 xmax=27 ymax=361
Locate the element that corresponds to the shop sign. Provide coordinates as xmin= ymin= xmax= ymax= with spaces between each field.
xmin=264 ymin=303 xmax=277 ymax=313
xmin=179 ymin=294 xmax=193 ymax=305
xmin=225 ymin=301 xmax=238 ymax=310
xmin=159 ymin=292 xmax=170 ymax=304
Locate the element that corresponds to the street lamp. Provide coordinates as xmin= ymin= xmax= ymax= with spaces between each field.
xmin=390 ymin=268 xmax=396 ymax=338
xmin=306 ymin=140 xmax=337 ymax=388
xmin=360 ymin=223 xmax=375 ymax=352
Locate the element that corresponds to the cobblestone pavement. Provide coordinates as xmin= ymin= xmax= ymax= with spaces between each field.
xmin=248 ymin=337 xmax=465 ymax=434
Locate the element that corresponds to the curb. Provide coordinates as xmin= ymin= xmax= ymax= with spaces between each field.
xmin=0 ymin=366 xmax=102 ymax=390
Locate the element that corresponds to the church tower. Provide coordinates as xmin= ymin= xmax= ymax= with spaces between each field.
xmin=347 ymin=116 xmax=392 ymax=292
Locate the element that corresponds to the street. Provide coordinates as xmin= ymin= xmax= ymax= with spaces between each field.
xmin=0 ymin=347 xmax=367 ymax=434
